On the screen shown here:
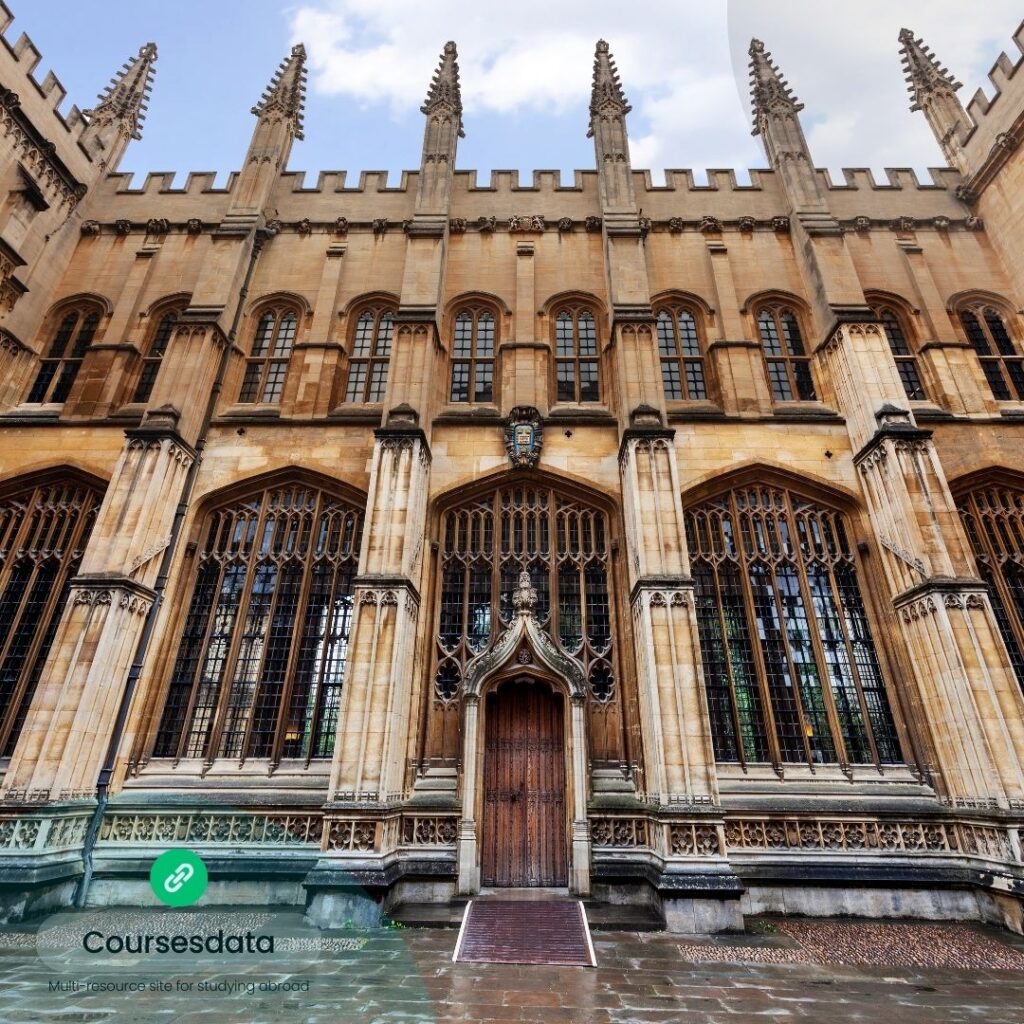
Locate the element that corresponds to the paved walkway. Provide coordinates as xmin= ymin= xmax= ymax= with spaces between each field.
xmin=1 ymin=913 xmax=1023 ymax=1023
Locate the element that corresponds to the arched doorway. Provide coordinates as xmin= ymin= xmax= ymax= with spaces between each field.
xmin=481 ymin=678 xmax=568 ymax=887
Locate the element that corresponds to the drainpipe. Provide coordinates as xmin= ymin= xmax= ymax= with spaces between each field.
xmin=73 ymin=229 xmax=268 ymax=907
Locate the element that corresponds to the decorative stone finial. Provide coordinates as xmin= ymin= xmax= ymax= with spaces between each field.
xmin=748 ymin=37 xmax=804 ymax=135
xmin=898 ymin=27 xmax=962 ymax=112
xmin=252 ymin=42 xmax=308 ymax=140
xmin=421 ymin=39 xmax=464 ymax=137
xmin=82 ymin=41 xmax=159 ymax=143
xmin=589 ymin=38 xmax=631 ymax=123
xmin=512 ymin=571 xmax=537 ymax=614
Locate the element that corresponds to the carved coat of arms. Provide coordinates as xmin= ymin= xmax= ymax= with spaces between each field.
xmin=504 ymin=406 xmax=543 ymax=469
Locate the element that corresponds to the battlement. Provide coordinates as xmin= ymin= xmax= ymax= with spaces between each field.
xmin=0 ymin=0 xmax=92 ymax=158
xmin=962 ymin=20 xmax=1024 ymax=174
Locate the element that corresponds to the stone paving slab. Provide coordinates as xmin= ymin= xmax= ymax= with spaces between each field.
xmin=0 ymin=915 xmax=1021 ymax=1022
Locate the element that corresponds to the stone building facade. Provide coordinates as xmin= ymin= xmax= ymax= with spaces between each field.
xmin=0 ymin=3 xmax=1023 ymax=932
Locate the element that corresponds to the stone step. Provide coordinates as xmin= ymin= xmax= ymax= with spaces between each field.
xmin=389 ymin=901 xmax=469 ymax=928
xmin=583 ymin=902 xmax=664 ymax=931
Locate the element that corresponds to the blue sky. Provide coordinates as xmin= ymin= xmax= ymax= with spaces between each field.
xmin=15 ymin=2 xmax=1024 ymax=185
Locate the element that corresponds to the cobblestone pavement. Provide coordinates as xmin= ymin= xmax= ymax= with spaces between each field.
xmin=0 ymin=914 xmax=1023 ymax=1023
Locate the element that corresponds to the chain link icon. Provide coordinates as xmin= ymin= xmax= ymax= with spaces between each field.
xmin=163 ymin=862 xmax=195 ymax=894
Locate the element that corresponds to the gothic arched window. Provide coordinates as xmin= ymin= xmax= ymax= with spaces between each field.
xmin=239 ymin=307 xmax=298 ymax=404
xmin=0 ymin=477 xmax=100 ymax=756
xmin=875 ymin=305 xmax=926 ymax=401
xmin=756 ymin=305 xmax=815 ymax=402
xmin=132 ymin=308 xmax=181 ymax=404
xmin=554 ymin=307 xmax=600 ymax=403
xmin=434 ymin=484 xmax=615 ymax=706
xmin=344 ymin=306 xmax=394 ymax=403
xmin=685 ymin=483 xmax=901 ymax=769
xmin=27 ymin=305 xmax=102 ymax=404
xmin=153 ymin=481 xmax=362 ymax=764
xmin=956 ymin=482 xmax=1024 ymax=688
xmin=656 ymin=305 xmax=708 ymax=401
xmin=958 ymin=304 xmax=1024 ymax=401
xmin=450 ymin=308 xmax=495 ymax=404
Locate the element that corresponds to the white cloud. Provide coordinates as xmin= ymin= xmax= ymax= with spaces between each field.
xmin=290 ymin=0 xmax=1024 ymax=174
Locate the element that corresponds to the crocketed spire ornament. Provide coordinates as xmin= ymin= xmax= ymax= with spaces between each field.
xmin=252 ymin=43 xmax=308 ymax=140
xmin=748 ymin=38 xmax=804 ymax=135
xmin=588 ymin=38 xmax=631 ymax=133
xmin=898 ymin=28 xmax=962 ymax=112
xmin=83 ymin=42 xmax=158 ymax=142
xmin=422 ymin=41 xmax=464 ymax=138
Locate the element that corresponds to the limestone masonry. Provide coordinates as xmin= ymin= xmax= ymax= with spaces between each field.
xmin=0 ymin=3 xmax=1023 ymax=932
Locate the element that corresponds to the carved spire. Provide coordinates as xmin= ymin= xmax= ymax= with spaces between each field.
xmin=252 ymin=43 xmax=307 ymax=140
xmin=421 ymin=40 xmax=464 ymax=138
xmin=748 ymin=38 xmax=804 ymax=136
xmin=80 ymin=42 xmax=158 ymax=169
xmin=588 ymin=40 xmax=636 ymax=216
xmin=588 ymin=38 xmax=631 ymax=127
xmin=414 ymin=41 xmax=464 ymax=222
xmin=897 ymin=28 xmax=970 ymax=172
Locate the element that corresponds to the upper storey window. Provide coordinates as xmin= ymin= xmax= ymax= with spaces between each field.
xmin=656 ymin=306 xmax=708 ymax=401
xmin=875 ymin=305 xmax=926 ymax=401
xmin=239 ymin=307 xmax=298 ymax=404
xmin=344 ymin=307 xmax=394 ymax=403
xmin=132 ymin=309 xmax=180 ymax=404
xmin=555 ymin=307 xmax=600 ymax=403
xmin=756 ymin=305 xmax=815 ymax=402
xmin=26 ymin=306 xmax=102 ymax=404
xmin=450 ymin=308 xmax=495 ymax=404
xmin=958 ymin=304 xmax=1024 ymax=402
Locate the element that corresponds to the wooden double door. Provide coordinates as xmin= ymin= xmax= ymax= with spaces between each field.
xmin=481 ymin=679 xmax=568 ymax=887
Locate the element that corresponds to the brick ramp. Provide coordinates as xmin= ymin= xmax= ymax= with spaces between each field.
xmin=453 ymin=899 xmax=596 ymax=967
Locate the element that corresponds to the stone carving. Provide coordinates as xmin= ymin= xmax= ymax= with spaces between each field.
xmin=584 ymin=215 xmax=602 ymax=233
xmin=114 ymin=219 xmax=132 ymax=236
xmin=296 ymin=218 xmax=312 ymax=235
xmin=737 ymin=216 xmax=756 ymax=232
xmin=669 ymin=823 xmax=723 ymax=856
xmin=401 ymin=815 xmax=458 ymax=846
xmin=900 ymin=596 xmax=936 ymax=622
xmin=955 ymin=183 xmax=976 ymax=205
xmin=80 ymin=220 xmax=101 ymax=236
xmin=477 ymin=215 xmax=496 ymax=232
xmin=667 ymin=216 xmax=685 ymax=233
xmin=699 ymin=215 xmax=722 ymax=234
xmin=637 ymin=215 xmax=652 ymax=236
xmin=771 ymin=215 xmax=790 ymax=233
xmin=932 ymin=215 xmax=950 ymax=231
xmin=146 ymin=218 xmax=169 ymax=235
xmin=372 ymin=218 xmax=388 ymax=235
xmin=186 ymin=218 xmax=203 ymax=235
xmin=504 ymin=405 xmax=543 ymax=469
xmin=98 ymin=812 xmax=324 ymax=846
xmin=448 ymin=217 xmax=467 ymax=233
xmin=854 ymin=216 xmax=871 ymax=232
xmin=965 ymin=214 xmax=984 ymax=231
xmin=557 ymin=216 xmax=573 ymax=232
xmin=326 ymin=819 xmax=377 ymax=851
xmin=590 ymin=817 xmax=650 ymax=848
xmin=890 ymin=216 xmax=915 ymax=232
xmin=334 ymin=216 xmax=349 ymax=234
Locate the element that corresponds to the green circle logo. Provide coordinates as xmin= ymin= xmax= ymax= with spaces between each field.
xmin=149 ymin=849 xmax=208 ymax=907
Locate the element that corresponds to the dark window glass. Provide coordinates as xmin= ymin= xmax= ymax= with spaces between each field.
xmin=685 ymin=485 xmax=901 ymax=769
xmin=757 ymin=307 xmax=815 ymax=402
xmin=878 ymin=307 xmax=926 ymax=401
xmin=449 ymin=309 xmax=496 ymax=404
xmin=960 ymin=307 xmax=1024 ymax=401
xmin=238 ymin=309 xmax=297 ymax=404
xmin=133 ymin=311 xmax=179 ymax=404
xmin=345 ymin=308 xmax=394 ymax=403
xmin=657 ymin=308 xmax=708 ymax=401
xmin=154 ymin=485 xmax=362 ymax=762
xmin=27 ymin=309 xmax=101 ymax=404
xmin=0 ymin=480 xmax=100 ymax=755
xmin=553 ymin=308 xmax=600 ymax=403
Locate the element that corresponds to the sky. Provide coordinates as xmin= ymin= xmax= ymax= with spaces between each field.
xmin=12 ymin=1 xmax=1024 ymax=186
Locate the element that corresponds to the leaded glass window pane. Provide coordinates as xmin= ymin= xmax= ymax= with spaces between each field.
xmin=757 ymin=307 xmax=815 ymax=402
xmin=552 ymin=308 xmax=600 ymax=403
xmin=450 ymin=308 xmax=496 ymax=404
xmin=154 ymin=485 xmax=362 ymax=763
xmin=345 ymin=307 xmax=394 ymax=403
xmin=238 ymin=309 xmax=298 ymax=405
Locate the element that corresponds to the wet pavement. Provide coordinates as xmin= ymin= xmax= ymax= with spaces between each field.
xmin=0 ymin=913 xmax=1023 ymax=1023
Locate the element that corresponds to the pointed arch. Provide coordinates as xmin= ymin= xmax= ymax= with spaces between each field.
xmin=0 ymin=467 xmax=105 ymax=756
xmin=152 ymin=469 xmax=366 ymax=765
xmin=682 ymin=464 xmax=902 ymax=771
xmin=949 ymin=292 xmax=1024 ymax=402
xmin=27 ymin=296 xmax=108 ymax=405
xmin=131 ymin=294 xmax=192 ymax=405
xmin=950 ymin=466 xmax=1024 ymax=688
xmin=680 ymin=461 xmax=861 ymax=512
